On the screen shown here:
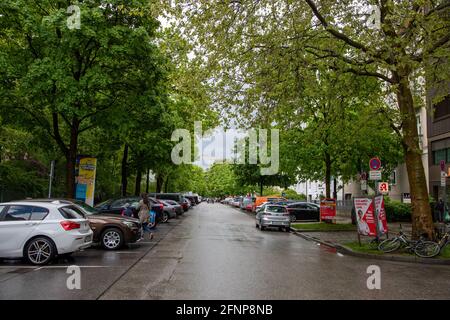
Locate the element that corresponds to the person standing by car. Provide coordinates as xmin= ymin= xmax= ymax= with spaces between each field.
xmin=138 ymin=193 xmax=153 ymax=240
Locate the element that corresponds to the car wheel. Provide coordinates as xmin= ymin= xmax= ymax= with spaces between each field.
xmin=285 ymin=227 xmax=290 ymax=232
xmin=161 ymin=212 xmax=169 ymax=223
xmin=101 ymin=228 xmax=124 ymax=250
xmin=24 ymin=237 xmax=56 ymax=265
xmin=290 ymin=215 xmax=296 ymax=222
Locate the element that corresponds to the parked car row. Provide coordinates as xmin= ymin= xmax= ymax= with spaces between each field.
xmin=0 ymin=193 xmax=198 ymax=265
xmin=222 ymin=194 xmax=321 ymax=227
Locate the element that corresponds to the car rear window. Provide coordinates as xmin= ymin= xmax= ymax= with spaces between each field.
xmin=59 ymin=206 xmax=85 ymax=219
xmin=267 ymin=206 xmax=287 ymax=213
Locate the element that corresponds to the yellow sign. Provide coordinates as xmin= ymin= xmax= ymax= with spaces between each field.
xmin=76 ymin=157 xmax=97 ymax=206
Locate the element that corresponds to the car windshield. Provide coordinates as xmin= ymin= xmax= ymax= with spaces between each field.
xmin=266 ymin=206 xmax=287 ymax=213
xmin=74 ymin=200 xmax=99 ymax=215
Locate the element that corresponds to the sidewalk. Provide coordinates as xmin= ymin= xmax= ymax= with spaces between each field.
xmin=292 ymin=222 xmax=450 ymax=265
xmin=297 ymin=222 xmax=412 ymax=244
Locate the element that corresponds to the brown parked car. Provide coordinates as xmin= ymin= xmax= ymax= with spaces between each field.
xmin=22 ymin=199 xmax=142 ymax=250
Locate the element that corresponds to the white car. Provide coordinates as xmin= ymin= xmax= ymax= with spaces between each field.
xmin=0 ymin=201 xmax=93 ymax=265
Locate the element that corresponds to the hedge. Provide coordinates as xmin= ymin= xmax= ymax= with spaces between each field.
xmin=384 ymin=199 xmax=411 ymax=222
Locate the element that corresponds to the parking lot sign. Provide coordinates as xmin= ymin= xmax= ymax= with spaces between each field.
xmin=369 ymin=170 xmax=382 ymax=180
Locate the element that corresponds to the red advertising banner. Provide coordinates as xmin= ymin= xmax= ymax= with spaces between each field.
xmin=320 ymin=198 xmax=336 ymax=220
xmin=374 ymin=195 xmax=388 ymax=236
xmin=353 ymin=198 xmax=377 ymax=236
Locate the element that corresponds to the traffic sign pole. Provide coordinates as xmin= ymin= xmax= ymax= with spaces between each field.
xmin=441 ymin=160 xmax=447 ymax=220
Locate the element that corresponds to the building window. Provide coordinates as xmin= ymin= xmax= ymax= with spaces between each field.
xmin=416 ymin=114 xmax=423 ymax=149
xmin=433 ymin=95 xmax=450 ymax=120
xmin=390 ymin=170 xmax=397 ymax=186
xmin=431 ymin=138 xmax=450 ymax=165
xmin=433 ymin=149 xmax=447 ymax=164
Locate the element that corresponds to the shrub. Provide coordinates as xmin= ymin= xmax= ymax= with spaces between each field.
xmin=384 ymin=198 xmax=411 ymax=222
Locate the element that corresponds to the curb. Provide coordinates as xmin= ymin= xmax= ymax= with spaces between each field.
xmin=291 ymin=229 xmax=337 ymax=248
xmin=291 ymin=228 xmax=355 ymax=233
xmin=290 ymin=229 xmax=450 ymax=266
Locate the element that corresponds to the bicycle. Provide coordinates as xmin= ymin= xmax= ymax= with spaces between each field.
xmin=414 ymin=231 xmax=450 ymax=258
xmin=378 ymin=228 xmax=436 ymax=258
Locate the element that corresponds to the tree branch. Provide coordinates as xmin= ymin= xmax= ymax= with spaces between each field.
xmin=304 ymin=0 xmax=371 ymax=53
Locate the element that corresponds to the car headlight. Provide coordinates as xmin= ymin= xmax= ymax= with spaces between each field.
xmin=122 ymin=221 xmax=136 ymax=228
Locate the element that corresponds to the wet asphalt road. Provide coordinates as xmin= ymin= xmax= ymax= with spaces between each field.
xmin=1 ymin=203 xmax=450 ymax=300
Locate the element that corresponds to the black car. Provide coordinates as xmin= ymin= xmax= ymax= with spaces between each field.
xmin=286 ymin=202 xmax=320 ymax=222
xmin=148 ymin=193 xmax=184 ymax=204
xmin=95 ymin=197 xmax=165 ymax=223
xmin=184 ymin=195 xmax=199 ymax=206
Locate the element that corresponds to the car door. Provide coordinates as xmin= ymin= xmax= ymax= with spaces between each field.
xmin=294 ymin=203 xmax=309 ymax=221
xmin=255 ymin=210 xmax=261 ymax=225
xmin=307 ymin=204 xmax=320 ymax=221
xmin=298 ymin=203 xmax=317 ymax=221
xmin=0 ymin=205 xmax=42 ymax=257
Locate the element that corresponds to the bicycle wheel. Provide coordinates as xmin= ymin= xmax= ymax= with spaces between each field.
xmin=414 ymin=241 xmax=440 ymax=258
xmin=378 ymin=238 xmax=401 ymax=253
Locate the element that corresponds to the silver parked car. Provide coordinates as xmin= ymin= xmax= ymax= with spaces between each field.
xmin=255 ymin=205 xmax=290 ymax=232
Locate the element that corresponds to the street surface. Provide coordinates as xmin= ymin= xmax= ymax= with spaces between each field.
xmin=1 ymin=203 xmax=449 ymax=299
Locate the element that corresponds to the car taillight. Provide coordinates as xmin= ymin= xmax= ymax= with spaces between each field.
xmin=60 ymin=221 xmax=80 ymax=231
xmin=159 ymin=204 xmax=164 ymax=210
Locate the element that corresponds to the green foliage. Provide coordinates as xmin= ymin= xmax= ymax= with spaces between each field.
xmin=0 ymin=1 xmax=218 ymax=200
xmin=282 ymin=189 xmax=306 ymax=201
xmin=384 ymin=198 xmax=412 ymax=222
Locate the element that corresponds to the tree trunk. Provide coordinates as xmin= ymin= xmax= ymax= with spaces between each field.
xmin=333 ymin=177 xmax=337 ymax=199
xmin=145 ymin=169 xmax=150 ymax=193
xmin=134 ymin=168 xmax=142 ymax=196
xmin=395 ymin=73 xmax=434 ymax=239
xmin=66 ymin=120 xmax=79 ymax=198
xmin=324 ymin=151 xmax=331 ymax=198
xmin=121 ymin=144 xmax=128 ymax=197
xmin=164 ymin=175 xmax=170 ymax=193
xmin=156 ymin=174 xmax=164 ymax=193
xmin=260 ymin=177 xmax=263 ymax=196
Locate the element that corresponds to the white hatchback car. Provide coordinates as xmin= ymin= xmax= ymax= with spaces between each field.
xmin=0 ymin=201 xmax=93 ymax=265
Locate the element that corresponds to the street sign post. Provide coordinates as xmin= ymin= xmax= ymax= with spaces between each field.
xmin=369 ymin=158 xmax=382 ymax=195
xmin=361 ymin=179 xmax=367 ymax=191
xmin=48 ymin=160 xmax=55 ymax=198
xmin=369 ymin=157 xmax=381 ymax=171
xmin=378 ymin=182 xmax=389 ymax=194
xmin=369 ymin=170 xmax=382 ymax=180
xmin=441 ymin=160 xmax=447 ymax=215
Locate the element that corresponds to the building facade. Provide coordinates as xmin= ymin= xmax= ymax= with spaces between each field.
xmin=427 ymin=91 xmax=450 ymax=202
